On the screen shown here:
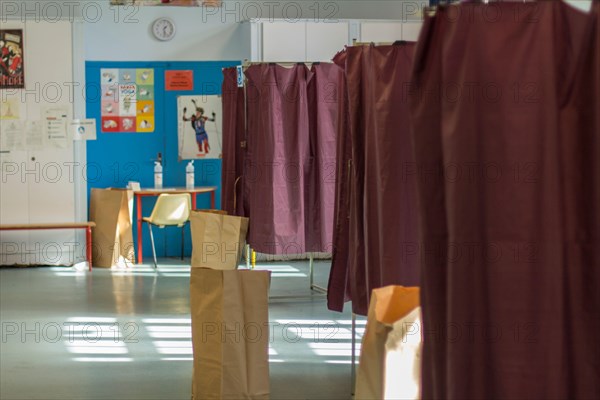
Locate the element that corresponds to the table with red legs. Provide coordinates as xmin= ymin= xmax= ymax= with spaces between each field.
xmin=133 ymin=187 xmax=217 ymax=264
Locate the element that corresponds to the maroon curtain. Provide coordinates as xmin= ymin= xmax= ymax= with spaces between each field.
xmin=221 ymin=67 xmax=246 ymax=216
xmin=233 ymin=63 xmax=340 ymax=255
xmin=562 ymin=2 xmax=600 ymax=397
xmin=305 ymin=63 xmax=344 ymax=253
xmin=244 ymin=64 xmax=312 ymax=255
xmin=410 ymin=2 xmax=598 ymax=398
xmin=327 ymin=51 xmax=352 ymax=311
xmin=327 ymin=43 xmax=420 ymax=316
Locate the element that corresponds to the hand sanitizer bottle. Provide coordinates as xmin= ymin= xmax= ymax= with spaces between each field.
xmin=186 ymin=160 xmax=195 ymax=190
xmin=154 ymin=161 xmax=163 ymax=189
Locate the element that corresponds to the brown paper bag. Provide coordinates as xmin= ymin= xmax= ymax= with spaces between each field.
xmin=355 ymin=286 xmax=421 ymax=400
xmin=190 ymin=268 xmax=270 ymax=400
xmin=189 ymin=211 xmax=249 ymax=270
xmin=196 ymin=209 xmax=228 ymax=215
xmin=89 ymin=188 xmax=135 ymax=268
xmin=384 ymin=306 xmax=422 ymax=399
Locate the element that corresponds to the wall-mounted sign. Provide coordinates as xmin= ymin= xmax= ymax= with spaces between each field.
xmin=166 ymin=70 xmax=194 ymax=91
xmin=71 ymin=119 xmax=97 ymax=141
xmin=237 ymin=65 xmax=244 ymax=88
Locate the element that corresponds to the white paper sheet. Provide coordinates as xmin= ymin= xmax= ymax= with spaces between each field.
xmin=71 ymin=119 xmax=97 ymax=141
xmin=42 ymin=105 xmax=70 ymax=149
xmin=24 ymin=120 xmax=45 ymax=151
xmin=0 ymin=120 xmax=24 ymax=151
xmin=0 ymin=98 xmax=22 ymax=120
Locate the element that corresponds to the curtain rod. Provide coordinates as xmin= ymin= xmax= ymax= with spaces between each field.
xmin=425 ymin=0 xmax=525 ymax=16
xmin=235 ymin=61 xmax=325 ymax=71
xmin=241 ymin=61 xmax=321 ymax=67
xmin=221 ymin=61 xmax=325 ymax=73
xmin=221 ymin=61 xmax=322 ymax=72
xmin=352 ymin=41 xmax=395 ymax=46
xmin=352 ymin=40 xmax=410 ymax=46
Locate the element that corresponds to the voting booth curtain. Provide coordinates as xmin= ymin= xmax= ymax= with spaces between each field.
xmin=221 ymin=68 xmax=246 ymax=217
xmin=327 ymin=43 xmax=421 ymax=316
xmin=221 ymin=64 xmax=340 ymax=255
xmin=410 ymin=1 xmax=600 ymax=398
xmin=244 ymin=64 xmax=312 ymax=255
xmin=305 ymin=63 xmax=342 ymax=252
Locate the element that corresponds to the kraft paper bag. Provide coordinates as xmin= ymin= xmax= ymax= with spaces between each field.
xmin=89 ymin=188 xmax=135 ymax=268
xmin=190 ymin=211 xmax=249 ymax=270
xmin=384 ymin=306 xmax=422 ymax=400
xmin=355 ymin=286 xmax=421 ymax=400
xmin=190 ymin=268 xmax=271 ymax=400
xmin=196 ymin=209 xmax=228 ymax=215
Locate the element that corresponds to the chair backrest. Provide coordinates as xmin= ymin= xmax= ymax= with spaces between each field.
xmin=148 ymin=193 xmax=192 ymax=227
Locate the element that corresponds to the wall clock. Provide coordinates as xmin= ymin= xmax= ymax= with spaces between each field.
xmin=152 ymin=18 xmax=176 ymax=41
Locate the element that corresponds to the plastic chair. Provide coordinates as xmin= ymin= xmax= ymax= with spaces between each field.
xmin=142 ymin=193 xmax=191 ymax=268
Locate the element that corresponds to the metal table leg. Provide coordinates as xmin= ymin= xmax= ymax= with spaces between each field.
xmin=309 ymin=254 xmax=328 ymax=293
xmin=351 ymin=312 xmax=357 ymax=396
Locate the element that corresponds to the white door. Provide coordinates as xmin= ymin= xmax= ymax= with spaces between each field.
xmin=25 ymin=21 xmax=77 ymax=266
xmin=0 ymin=151 xmax=30 ymax=265
xmin=27 ymin=149 xmax=76 ymax=265
xmin=262 ymin=21 xmax=307 ymax=62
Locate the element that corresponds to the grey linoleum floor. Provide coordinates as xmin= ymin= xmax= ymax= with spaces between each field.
xmin=0 ymin=259 xmax=364 ymax=400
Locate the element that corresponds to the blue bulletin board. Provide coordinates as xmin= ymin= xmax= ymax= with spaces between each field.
xmin=85 ymin=60 xmax=240 ymax=259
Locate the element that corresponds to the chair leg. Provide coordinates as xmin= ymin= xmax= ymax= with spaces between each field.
xmin=181 ymin=226 xmax=185 ymax=261
xmin=147 ymin=223 xmax=158 ymax=269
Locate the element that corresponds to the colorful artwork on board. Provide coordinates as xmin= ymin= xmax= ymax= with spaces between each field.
xmin=177 ymin=95 xmax=222 ymax=160
xmin=0 ymin=30 xmax=25 ymax=89
xmin=100 ymin=68 xmax=155 ymax=133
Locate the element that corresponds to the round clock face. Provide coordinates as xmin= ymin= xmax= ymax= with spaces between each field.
xmin=152 ymin=18 xmax=176 ymax=41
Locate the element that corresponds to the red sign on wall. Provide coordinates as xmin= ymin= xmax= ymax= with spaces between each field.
xmin=165 ymin=70 xmax=194 ymax=91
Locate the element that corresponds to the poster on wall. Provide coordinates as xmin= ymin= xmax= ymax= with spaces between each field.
xmin=177 ymin=95 xmax=222 ymax=160
xmin=110 ymin=1 xmax=221 ymax=6
xmin=0 ymin=30 xmax=25 ymax=89
xmin=100 ymin=68 xmax=155 ymax=133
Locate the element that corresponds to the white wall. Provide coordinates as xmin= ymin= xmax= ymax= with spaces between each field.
xmin=83 ymin=2 xmax=248 ymax=61
xmin=0 ymin=19 xmax=80 ymax=266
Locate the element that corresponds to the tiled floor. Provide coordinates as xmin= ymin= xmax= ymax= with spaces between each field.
xmin=0 ymin=260 xmax=364 ymax=400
